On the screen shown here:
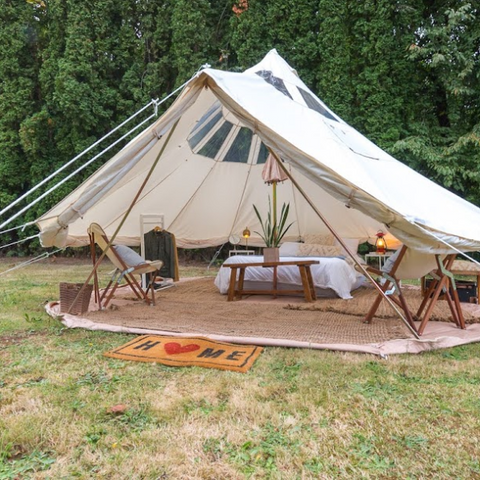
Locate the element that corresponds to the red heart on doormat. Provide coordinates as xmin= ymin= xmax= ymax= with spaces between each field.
xmin=164 ymin=342 xmax=200 ymax=355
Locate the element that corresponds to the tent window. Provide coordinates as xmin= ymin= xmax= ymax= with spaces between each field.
xmin=188 ymin=109 xmax=223 ymax=149
xmin=297 ymin=87 xmax=337 ymax=121
xmin=223 ymin=128 xmax=253 ymax=163
xmin=198 ymin=120 xmax=234 ymax=159
xmin=256 ymin=70 xmax=292 ymax=99
xmin=257 ymin=142 xmax=269 ymax=164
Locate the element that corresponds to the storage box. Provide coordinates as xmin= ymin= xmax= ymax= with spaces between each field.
xmin=59 ymin=282 xmax=93 ymax=315
xmin=425 ymin=279 xmax=477 ymax=303
xmin=456 ymin=280 xmax=477 ymax=303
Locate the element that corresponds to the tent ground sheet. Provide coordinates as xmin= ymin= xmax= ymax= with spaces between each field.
xmin=46 ymin=277 xmax=480 ymax=356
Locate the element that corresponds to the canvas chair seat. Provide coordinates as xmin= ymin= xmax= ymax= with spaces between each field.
xmin=364 ymin=245 xmax=465 ymax=335
xmin=382 ymin=248 xmax=440 ymax=280
xmin=88 ymin=223 xmax=163 ymax=308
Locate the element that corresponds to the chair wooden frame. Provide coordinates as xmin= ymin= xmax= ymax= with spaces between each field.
xmin=88 ymin=223 xmax=163 ymax=309
xmin=364 ymin=246 xmax=466 ymax=335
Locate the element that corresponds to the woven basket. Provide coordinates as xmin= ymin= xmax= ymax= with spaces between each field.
xmin=59 ymin=283 xmax=93 ymax=315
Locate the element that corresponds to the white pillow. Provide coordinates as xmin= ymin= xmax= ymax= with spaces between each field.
xmin=113 ymin=245 xmax=146 ymax=267
xmin=304 ymin=233 xmax=335 ymax=245
xmin=334 ymin=238 xmax=359 ymax=256
xmin=279 ymin=242 xmax=300 ymax=257
xmin=297 ymin=244 xmax=342 ymax=257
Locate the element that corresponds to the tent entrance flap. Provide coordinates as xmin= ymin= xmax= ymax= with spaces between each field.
xmin=71 ymin=120 xmax=180 ymax=311
xmin=270 ymin=150 xmax=420 ymax=339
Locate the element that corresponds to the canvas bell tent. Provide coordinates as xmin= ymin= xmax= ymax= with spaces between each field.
xmin=36 ymin=49 xmax=480 ymax=255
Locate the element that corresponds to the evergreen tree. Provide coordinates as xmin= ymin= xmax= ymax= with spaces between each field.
xmin=0 ymin=0 xmax=42 ymax=250
xmin=171 ymin=0 xmax=216 ymax=85
xmin=312 ymin=0 xmax=425 ymax=149
xmin=392 ymin=1 xmax=480 ymax=203
xmin=0 ymin=1 xmax=39 ymax=211
xmin=128 ymin=1 xmax=175 ymax=103
xmin=1 ymin=0 xmax=480 ymax=255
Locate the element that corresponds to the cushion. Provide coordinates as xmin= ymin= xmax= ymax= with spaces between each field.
xmin=303 ymin=234 xmax=335 ymax=246
xmin=451 ymin=259 xmax=480 ymax=273
xmin=334 ymin=237 xmax=359 ymax=256
xmin=279 ymin=242 xmax=300 ymax=257
xmin=297 ymin=243 xmax=342 ymax=257
xmin=113 ymin=245 xmax=146 ymax=267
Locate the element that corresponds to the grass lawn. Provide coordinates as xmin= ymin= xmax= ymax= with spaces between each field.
xmin=1 ymin=257 xmax=480 ymax=479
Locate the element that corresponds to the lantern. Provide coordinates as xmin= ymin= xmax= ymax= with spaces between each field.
xmin=375 ymin=230 xmax=387 ymax=254
xmin=243 ymin=227 xmax=251 ymax=248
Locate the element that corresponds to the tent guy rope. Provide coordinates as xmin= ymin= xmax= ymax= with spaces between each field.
xmin=0 ymin=234 xmax=39 ymax=251
xmin=0 ymin=101 xmax=157 ymax=221
xmin=0 ymin=249 xmax=64 ymax=277
xmin=0 ymin=110 xmax=157 ymax=232
xmin=0 ymin=66 xmax=203 ymax=237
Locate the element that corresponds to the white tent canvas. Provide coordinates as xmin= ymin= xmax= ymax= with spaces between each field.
xmin=37 ymin=50 xmax=480 ymax=254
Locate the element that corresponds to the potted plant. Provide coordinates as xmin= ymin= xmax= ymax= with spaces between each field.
xmin=253 ymin=197 xmax=294 ymax=262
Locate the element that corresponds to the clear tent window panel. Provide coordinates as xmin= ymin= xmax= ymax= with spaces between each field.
xmin=188 ymin=107 xmax=223 ymax=150
xmin=223 ymin=128 xmax=253 ymax=163
xmin=257 ymin=142 xmax=269 ymax=164
xmin=198 ymin=121 xmax=234 ymax=159
xmin=297 ymin=87 xmax=337 ymax=121
xmin=255 ymin=70 xmax=293 ymax=99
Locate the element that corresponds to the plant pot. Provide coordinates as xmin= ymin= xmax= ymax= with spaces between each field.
xmin=263 ymin=247 xmax=280 ymax=263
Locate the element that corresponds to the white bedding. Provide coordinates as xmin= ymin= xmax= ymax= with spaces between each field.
xmin=214 ymin=255 xmax=365 ymax=299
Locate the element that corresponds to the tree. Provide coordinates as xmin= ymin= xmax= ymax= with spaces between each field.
xmin=2 ymin=0 xmax=480 ymax=256
xmin=0 ymin=0 xmax=41 ymax=249
xmin=171 ymin=0 xmax=217 ymax=85
xmin=392 ymin=1 xmax=480 ymax=203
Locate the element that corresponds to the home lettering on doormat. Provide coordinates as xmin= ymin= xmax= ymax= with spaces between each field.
xmin=104 ymin=335 xmax=263 ymax=373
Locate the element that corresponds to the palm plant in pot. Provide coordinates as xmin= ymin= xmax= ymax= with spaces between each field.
xmin=253 ymin=196 xmax=294 ymax=262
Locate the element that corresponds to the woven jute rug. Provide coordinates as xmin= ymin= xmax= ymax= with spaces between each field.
xmin=84 ymin=278 xmax=420 ymax=345
xmin=285 ymin=284 xmax=479 ymax=323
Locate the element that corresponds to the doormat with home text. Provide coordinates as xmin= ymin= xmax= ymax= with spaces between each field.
xmin=104 ymin=335 xmax=263 ymax=373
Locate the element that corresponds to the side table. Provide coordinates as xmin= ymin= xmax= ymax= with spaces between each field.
xmin=364 ymin=252 xmax=393 ymax=270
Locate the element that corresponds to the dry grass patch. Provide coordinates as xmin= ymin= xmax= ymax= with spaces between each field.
xmin=2 ymin=257 xmax=480 ymax=478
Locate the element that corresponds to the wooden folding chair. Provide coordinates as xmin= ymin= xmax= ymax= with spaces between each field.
xmin=88 ymin=223 xmax=163 ymax=309
xmin=415 ymin=254 xmax=466 ymax=335
xmin=364 ymin=246 xmax=466 ymax=335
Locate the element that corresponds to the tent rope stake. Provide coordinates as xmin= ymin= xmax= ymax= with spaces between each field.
xmin=270 ymin=149 xmax=420 ymax=339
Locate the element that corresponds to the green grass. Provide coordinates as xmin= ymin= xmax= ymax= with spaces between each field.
xmin=1 ymin=257 xmax=480 ymax=478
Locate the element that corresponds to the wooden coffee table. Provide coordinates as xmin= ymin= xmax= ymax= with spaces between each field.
xmin=225 ymin=260 xmax=319 ymax=302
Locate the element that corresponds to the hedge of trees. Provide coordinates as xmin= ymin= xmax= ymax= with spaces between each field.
xmin=1 ymin=0 xmax=479 ymax=254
